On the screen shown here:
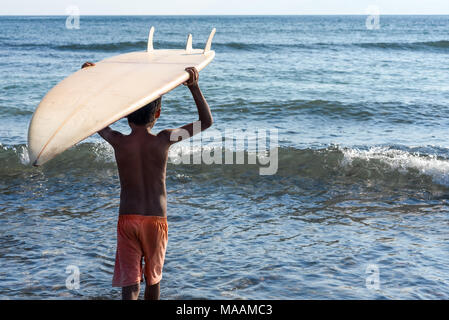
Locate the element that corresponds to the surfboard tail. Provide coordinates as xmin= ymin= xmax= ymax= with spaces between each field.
xmin=204 ymin=28 xmax=216 ymax=53
xmin=186 ymin=34 xmax=193 ymax=52
xmin=147 ymin=26 xmax=155 ymax=52
xmin=148 ymin=26 xmax=216 ymax=54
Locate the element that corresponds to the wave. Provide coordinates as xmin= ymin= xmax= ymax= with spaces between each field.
xmin=227 ymin=99 xmax=376 ymax=120
xmin=2 ymin=143 xmax=449 ymax=191
xmin=0 ymin=106 xmax=33 ymax=117
xmin=4 ymin=40 xmax=185 ymax=52
xmin=56 ymin=41 xmax=148 ymax=51
xmin=2 ymin=95 xmax=443 ymax=124
xmin=340 ymin=146 xmax=449 ymax=187
xmin=3 ymin=40 xmax=304 ymax=52
xmin=213 ymin=99 xmax=446 ymax=124
xmin=5 ymin=40 xmax=449 ymax=53
xmin=214 ymin=40 xmax=449 ymax=52
xmin=356 ymin=40 xmax=449 ymax=51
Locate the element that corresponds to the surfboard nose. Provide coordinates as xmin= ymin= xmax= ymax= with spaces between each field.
xmin=27 ymin=137 xmax=49 ymax=167
xmin=27 ymin=117 xmax=42 ymax=166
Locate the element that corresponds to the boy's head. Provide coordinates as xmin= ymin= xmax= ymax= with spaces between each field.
xmin=127 ymin=97 xmax=162 ymax=128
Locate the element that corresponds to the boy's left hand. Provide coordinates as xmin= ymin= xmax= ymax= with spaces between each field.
xmin=183 ymin=67 xmax=199 ymax=87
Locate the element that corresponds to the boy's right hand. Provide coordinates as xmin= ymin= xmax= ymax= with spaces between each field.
xmin=183 ymin=67 xmax=199 ymax=88
xmin=81 ymin=62 xmax=95 ymax=69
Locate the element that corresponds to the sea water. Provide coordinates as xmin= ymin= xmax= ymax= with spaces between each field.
xmin=0 ymin=15 xmax=449 ymax=299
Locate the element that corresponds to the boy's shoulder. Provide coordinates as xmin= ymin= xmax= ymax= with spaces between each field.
xmin=98 ymin=127 xmax=124 ymax=147
xmin=156 ymin=129 xmax=172 ymax=140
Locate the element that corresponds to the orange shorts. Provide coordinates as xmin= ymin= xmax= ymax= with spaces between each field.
xmin=112 ymin=215 xmax=168 ymax=287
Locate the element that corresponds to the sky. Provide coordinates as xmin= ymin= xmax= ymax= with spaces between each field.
xmin=1 ymin=0 xmax=449 ymax=15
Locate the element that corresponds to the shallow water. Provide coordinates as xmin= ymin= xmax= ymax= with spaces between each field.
xmin=1 ymin=15 xmax=449 ymax=299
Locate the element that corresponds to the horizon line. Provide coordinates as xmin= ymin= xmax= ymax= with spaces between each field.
xmin=2 ymin=13 xmax=449 ymax=16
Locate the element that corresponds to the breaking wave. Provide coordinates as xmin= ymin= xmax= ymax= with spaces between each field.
xmin=5 ymin=40 xmax=449 ymax=53
xmin=2 ymin=143 xmax=449 ymax=191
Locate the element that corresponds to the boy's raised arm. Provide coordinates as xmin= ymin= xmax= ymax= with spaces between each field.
xmin=98 ymin=126 xmax=123 ymax=146
xmin=158 ymin=67 xmax=213 ymax=145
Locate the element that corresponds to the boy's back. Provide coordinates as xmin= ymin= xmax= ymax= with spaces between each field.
xmin=114 ymin=131 xmax=169 ymax=216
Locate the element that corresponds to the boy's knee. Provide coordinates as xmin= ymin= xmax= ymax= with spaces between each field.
xmin=146 ymin=281 xmax=159 ymax=288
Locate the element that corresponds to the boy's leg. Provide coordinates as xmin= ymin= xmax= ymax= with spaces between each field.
xmin=144 ymin=282 xmax=160 ymax=300
xmin=122 ymin=283 xmax=140 ymax=300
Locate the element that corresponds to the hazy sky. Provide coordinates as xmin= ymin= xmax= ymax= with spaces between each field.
xmin=1 ymin=0 xmax=449 ymax=15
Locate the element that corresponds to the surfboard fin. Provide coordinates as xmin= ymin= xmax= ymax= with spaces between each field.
xmin=186 ymin=34 xmax=193 ymax=52
xmin=203 ymin=28 xmax=216 ymax=53
xmin=147 ymin=26 xmax=155 ymax=52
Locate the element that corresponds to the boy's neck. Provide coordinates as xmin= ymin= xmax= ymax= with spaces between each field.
xmin=129 ymin=123 xmax=154 ymax=134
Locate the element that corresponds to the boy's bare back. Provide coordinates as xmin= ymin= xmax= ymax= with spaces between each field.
xmin=112 ymin=130 xmax=169 ymax=216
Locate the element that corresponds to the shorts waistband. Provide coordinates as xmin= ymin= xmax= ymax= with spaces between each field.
xmin=118 ymin=214 xmax=167 ymax=220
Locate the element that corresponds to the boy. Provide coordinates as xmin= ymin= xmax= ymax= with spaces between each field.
xmin=81 ymin=62 xmax=213 ymax=299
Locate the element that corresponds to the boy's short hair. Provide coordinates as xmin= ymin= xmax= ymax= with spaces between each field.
xmin=127 ymin=98 xmax=162 ymax=126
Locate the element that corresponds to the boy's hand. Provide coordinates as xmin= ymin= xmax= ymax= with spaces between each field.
xmin=183 ymin=67 xmax=199 ymax=88
xmin=159 ymin=66 xmax=212 ymax=145
xmin=81 ymin=62 xmax=95 ymax=69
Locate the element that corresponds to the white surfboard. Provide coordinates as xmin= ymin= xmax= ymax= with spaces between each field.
xmin=28 ymin=27 xmax=216 ymax=166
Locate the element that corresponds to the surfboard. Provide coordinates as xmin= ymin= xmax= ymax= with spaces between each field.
xmin=27 ymin=27 xmax=216 ymax=166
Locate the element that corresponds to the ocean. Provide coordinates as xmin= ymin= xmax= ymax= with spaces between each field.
xmin=1 ymin=15 xmax=449 ymax=299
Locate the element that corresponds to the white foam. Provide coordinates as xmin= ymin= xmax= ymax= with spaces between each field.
xmin=0 ymin=144 xmax=30 ymax=165
xmin=91 ymin=141 xmax=115 ymax=163
xmin=340 ymin=146 xmax=449 ymax=186
xmin=168 ymin=144 xmax=219 ymax=164
xmin=18 ymin=145 xmax=30 ymax=165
